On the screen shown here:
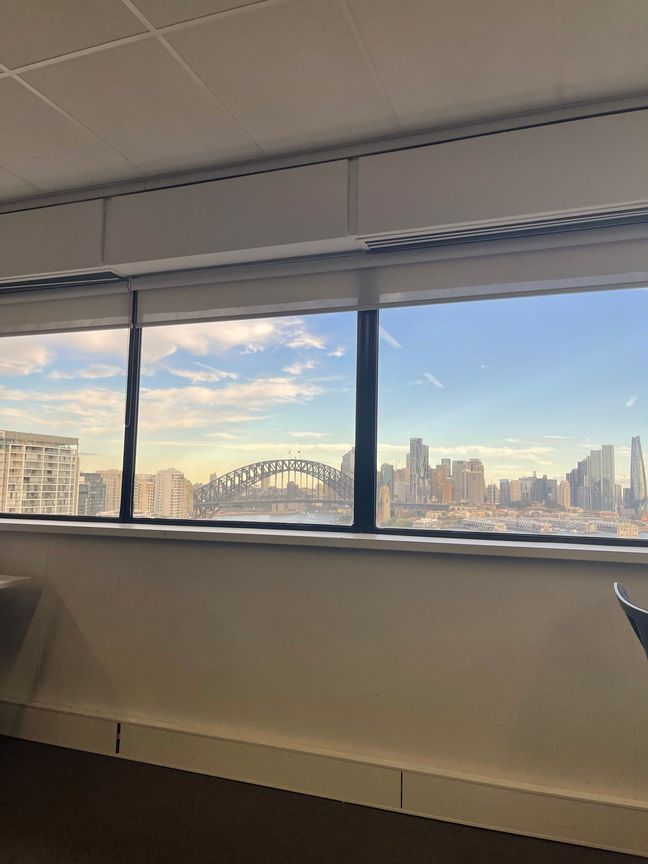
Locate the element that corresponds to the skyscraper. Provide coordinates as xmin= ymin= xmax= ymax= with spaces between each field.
xmin=341 ymin=447 xmax=355 ymax=478
xmin=630 ymin=435 xmax=647 ymax=509
xmin=600 ymin=444 xmax=616 ymax=511
xmin=408 ymin=438 xmax=428 ymax=503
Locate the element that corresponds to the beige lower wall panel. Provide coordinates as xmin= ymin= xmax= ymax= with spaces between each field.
xmin=404 ymin=771 xmax=648 ymax=858
xmin=0 ymin=701 xmax=115 ymax=755
xmin=120 ymin=724 xmax=400 ymax=809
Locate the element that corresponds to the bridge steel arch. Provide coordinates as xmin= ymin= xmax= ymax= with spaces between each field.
xmin=194 ymin=458 xmax=354 ymax=517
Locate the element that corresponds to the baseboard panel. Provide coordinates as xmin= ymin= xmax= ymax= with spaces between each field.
xmin=119 ymin=722 xmax=401 ymax=809
xmin=0 ymin=700 xmax=115 ymax=755
xmin=404 ymin=770 xmax=648 ymax=858
xmin=1 ymin=700 xmax=647 ymax=857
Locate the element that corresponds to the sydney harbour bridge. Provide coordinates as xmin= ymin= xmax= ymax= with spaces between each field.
xmin=194 ymin=458 xmax=354 ymax=518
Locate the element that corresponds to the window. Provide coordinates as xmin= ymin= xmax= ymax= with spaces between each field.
xmin=0 ymin=329 xmax=129 ymax=517
xmin=134 ymin=313 xmax=356 ymax=525
xmin=1 ymin=234 xmax=646 ymax=548
xmin=377 ymin=287 xmax=648 ymax=541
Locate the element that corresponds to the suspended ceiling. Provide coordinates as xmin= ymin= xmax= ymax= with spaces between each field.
xmin=0 ymin=0 xmax=647 ymax=204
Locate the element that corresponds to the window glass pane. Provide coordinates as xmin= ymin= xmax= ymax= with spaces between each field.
xmin=377 ymin=288 xmax=648 ymax=541
xmin=136 ymin=313 xmax=356 ymax=525
xmin=0 ymin=329 xmax=129 ymax=516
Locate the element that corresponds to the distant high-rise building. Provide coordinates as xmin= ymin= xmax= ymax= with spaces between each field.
xmin=499 ymin=479 xmax=511 ymax=506
xmin=134 ymin=474 xmax=155 ymax=516
xmin=408 ymin=438 xmax=428 ymax=503
xmin=557 ymin=480 xmax=571 ymax=509
xmin=78 ymin=472 xmax=106 ymax=516
xmin=630 ymin=435 xmax=647 ymax=509
xmin=567 ymin=446 xmax=615 ymax=511
xmin=0 ymin=430 xmax=79 ymax=515
xmin=154 ymin=468 xmax=190 ymax=519
xmin=600 ymin=444 xmax=616 ymax=511
xmin=451 ymin=460 xmax=469 ymax=502
xmin=341 ymin=447 xmax=355 ymax=478
xmin=466 ymin=459 xmax=485 ymax=504
xmin=377 ymin=485 xmax=391 ymax=524
xmin=98 ymin=469 xmax=122 ymax=513
xmin=380 ymin=463 xmax=395 ymax=496
xmin=486 ymin=483 xmax=499 ymax=504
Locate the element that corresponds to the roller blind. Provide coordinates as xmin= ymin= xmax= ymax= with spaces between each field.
xmin=0 ymin=281 xmax=131 ymax=336
xmin=133 ymin=222 xmax=648 ymax=325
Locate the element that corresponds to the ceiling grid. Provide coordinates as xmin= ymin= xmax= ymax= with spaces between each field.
xmin=0 ymin=0 xmax=645 ymax=204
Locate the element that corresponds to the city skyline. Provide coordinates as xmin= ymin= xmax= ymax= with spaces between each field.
xmin=0 ymin=287 xmax=646 ymax=484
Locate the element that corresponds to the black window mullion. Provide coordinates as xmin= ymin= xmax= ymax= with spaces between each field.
xmin=353 ymin=309 xmax=379 ymax=533
xmin=119 ymin=290 xmax=142 ymax=522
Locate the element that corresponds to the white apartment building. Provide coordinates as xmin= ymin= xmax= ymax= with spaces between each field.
xmin=153 ymin=468 xmax=190 ymax=519
xmin=98 ymin=469 xmax=122 ymax=514
xmin=0 ymin=430 xmax=79 ymax=515
xmin=134 ymin=474 xmax=155 ymax=517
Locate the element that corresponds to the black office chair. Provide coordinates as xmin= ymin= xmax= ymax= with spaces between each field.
xmin=614 ymin=582 xmax=648 ymax=660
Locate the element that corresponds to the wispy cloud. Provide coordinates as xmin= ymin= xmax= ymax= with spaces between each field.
xmin=542 ymin=435 xmax=572 ymax=440
xmin=282 ymin=360 xmax=317 ymax=376
xmin=626 ymin=394 xmax=638 ymax=408
xmin=289 ymin=431 xmax=331 ymax=439
xmin=48 ymin=364 xmax=125 ymax=380
xmin=327 ymin=346 xmax=347 ymax=358
xmin=422 ymin=371 xmax=444 ymax=388
xmin=168 ymin=364 xmax=237 ymax=384
xmin=379 ymin=326 xmax=402 ymax=349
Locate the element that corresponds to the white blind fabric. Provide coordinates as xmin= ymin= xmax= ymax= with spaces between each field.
xmin=0 ymin=283 xmax=131 ymax=336
xmin=133 ymin=223 xmax=648 ymax=325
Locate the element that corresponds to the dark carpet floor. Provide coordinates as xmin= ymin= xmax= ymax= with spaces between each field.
xmin=0 ymin=735 xmax=643 ymax=864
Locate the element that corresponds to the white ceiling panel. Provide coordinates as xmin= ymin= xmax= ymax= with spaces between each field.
xmin=0 ymin=164 xmax=40 ymax=198
xmin=24 ymin=39 xmax=261 ymax=173
xmin=347 ymin=0 xmax=556 ymax=129
xmin=131 ymin=0 xmax=255 ymax=28
xmin=0 ymin=0 xmax=145 ymax=69
xmin=0 ymin=78 xmax=137 ymax=191
xmin=555 ymin=0 xmax=648 ymax=101
xmin=166 ymin=0 xmax=398 ymax=152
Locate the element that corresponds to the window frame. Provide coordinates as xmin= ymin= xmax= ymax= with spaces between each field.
xmin=1 ymin=283 xmax=647 ymax=548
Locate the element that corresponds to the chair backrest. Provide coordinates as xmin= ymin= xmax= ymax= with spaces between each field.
xmin=614 ymin=582 xmax=648 ymax=660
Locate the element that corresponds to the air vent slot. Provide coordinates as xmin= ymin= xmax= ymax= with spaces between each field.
xmin=360 ymin=205 xmax=648 ymax=253
xmin=0 ymin=270 xmax=125 ymax=295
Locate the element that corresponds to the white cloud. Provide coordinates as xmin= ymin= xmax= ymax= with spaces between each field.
xmin=289 ymin=431 xmax=331 ymax=439
xmin=286 ymin=331 xmax=326 ymax=350
xmin=282 ymin=360 xmax=317 ymax=375
xmin=378 ymin=326 xmax=402 ymax=349
xmin=626 ymin=394 xmax=638 ymax=408
xmin=327 ymin=346 xmax=347 ymax=358
xmin=0 ymin=338 xmax=52 ymax=376
xmin=168 ymin=364 xmax=237 ymax=384
xmin=542 ymin=435 xmax=572 ymax=440
xmin=422 ymin=371 xmax=444 ymax=388
xmin=141 ymin=318 xmax=327 ymax=365
xmin=138 ymin=376 xmax=322 ymax=431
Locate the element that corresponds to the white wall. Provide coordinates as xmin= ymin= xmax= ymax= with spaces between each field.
xmin=1 ymin=532 xmax=648 ymax=842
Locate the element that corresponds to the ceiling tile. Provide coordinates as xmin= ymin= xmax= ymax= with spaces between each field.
xmin=0 ymin=78 xmax=137 ymax=193
xmin=555 ymin=0 xmax=648 ymax=101
xmin=131 ymin=0 xmax=254 ymax=28
xmin=0 ymin=165 xmax=40 ymax=201
xmin=166 ymin=0 xmax=398 ymax=152
xmin=0 ymin=0 xmax=145 ymax=69
xmin=23 ymin=40 xmax=260 ymax=173
xmin=347 ymin=0 xmax=556 ymax=129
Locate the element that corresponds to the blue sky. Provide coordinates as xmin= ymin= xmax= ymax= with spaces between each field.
xmin=0 ymin=287 xmax=645 ymax=486
xmin=378 ymin=287 xmax=647 ymax=484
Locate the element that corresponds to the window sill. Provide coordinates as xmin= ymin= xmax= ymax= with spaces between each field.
xmin=0 ymin=518 xmax=646 ymax=565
